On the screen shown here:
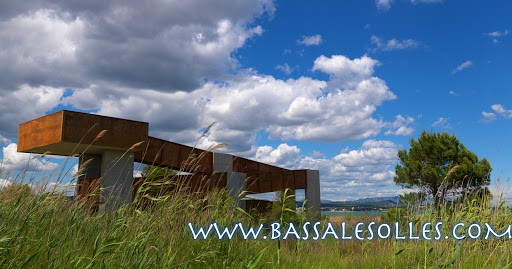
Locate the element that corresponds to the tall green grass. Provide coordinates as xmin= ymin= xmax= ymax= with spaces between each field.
xmin=1 ymin=125 xmax=512 ymax=268
xmin=0 ymin=183 xmax=267 ymax=268
xmin=1 ymin=179 xmax=512 ymax=268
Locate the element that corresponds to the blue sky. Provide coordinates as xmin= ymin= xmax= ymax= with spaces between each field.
xmin=0 ymin=0 xmax=511 ymax=201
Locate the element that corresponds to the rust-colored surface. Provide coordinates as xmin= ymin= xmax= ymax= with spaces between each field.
xmin=233 ymin=156 xmax=308 ymax=193
xmin=133 ymin=136 xmax=213 ymax=173
xmin=244 ymin=170 xmax=307 ymax=193
xmin=293 ymin=170 xmax=308 ymax=189
xmin=18 ymin=110 xmax=313 ymax=196
xmin=61 ymin=111 xmax=148 ymax=150
xmin=76 ymin=177 xmax=101 ymax=213
xmin=18 ymin=110 xmax=148 ymax=155
xmin=17 ymin=110 xmax=64 ymax=153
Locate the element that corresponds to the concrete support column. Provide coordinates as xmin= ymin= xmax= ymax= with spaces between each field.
xmin=99 ymin=150 xmax=134 ymax=211
xmin=213 ymin=152 xmax=246 ymax=210
xmin=78 ymin=154 xmax=102 ymax=179
xmin=305 ymin=169 xmax=321 ymax=218
xmin=226 ymin=172 xmax=246 ymax=210
xmin=213 ymin=152 xmax=233 ymax=172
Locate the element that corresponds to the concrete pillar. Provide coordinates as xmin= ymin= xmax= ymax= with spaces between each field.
xmin=305 ymin=169 xmax=321 ymax=217
xmin=213 ymin=152 xmax=233 ymax=172
xmin=227 ymin=172 xmax=246 ymax=210
xmin=99 ymin=150 xmax=134 ymax=211
xmin=213 ymin=152 xmax=246 ymax=210
xmin=78 ymin=154 xmax=102 ymax=179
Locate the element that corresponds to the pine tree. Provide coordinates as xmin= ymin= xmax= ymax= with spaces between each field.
xmin=394 ymin=131 xmax=492 ymax=208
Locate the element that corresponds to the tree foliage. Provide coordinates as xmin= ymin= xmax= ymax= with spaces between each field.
xmin=399 ymin=191 xmax=427 ymax=207
xmin=394 ymin=131 xmax=491 ymax=207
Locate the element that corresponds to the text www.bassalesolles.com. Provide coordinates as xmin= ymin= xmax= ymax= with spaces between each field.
xmin=187 ymin=222 xmax=512 ymax=240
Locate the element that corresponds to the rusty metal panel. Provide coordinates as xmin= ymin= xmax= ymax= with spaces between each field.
xmin=61 ymin=110 xmax=148 ymax=150
xmin=160 ymin=140 xmax=181 ymax=169
xmin=17 ymin=111 xmax=64 ymax=153
xmin=232 ymin=156 xmax=306 ymax=193
xmin=178 ymin=144 xmax=193 ymax=168
xmin=258 ymin=174 xmax=273 ymax=193
xmin=237 ymin=157 xmax=251 ymax=171
xmin=243 ymin=158 xmax=260 ymax=173
xmin=275 ymin=167 xmax=286 ymax=191
xmin=258 ymin=163 xmax=271 ymax=173
xmin=233 ymin=157 xmax=261 ymax=173
xmin=293 ymin=170 xmax=308 ymax=189
xmin=76 ymin=177 xmax=101 ymax=212
xmin=199 ymin=151 xmax=213 ymax=173
xmin=283 ymin=172 xmax=296 ymax=190
xmin=245 ymin=176 xmax=260 ymax=193
xmin=18 ymin=110 xmax=314 ymax=197
xmin=272 ymin=173 xmax=285 ymax=191
xmin=135 ymin=137 xmax=212 ymax=173
xmin=134 ymin=137 xmax=164 ymax=165
xmin=209 ymin=172 xmax=227 ymax=188
xmin=178 ymin=145 xmax=212 ymax=173
xmin=190 ymin=148 xmax=212 ymax=173
xmin=246 ymin=170 xmax=306 ymax=193
xmin=19 ymin=110 xmax=149 ymax=155
xmin=232 ymin=157 xmax=246 ymax=172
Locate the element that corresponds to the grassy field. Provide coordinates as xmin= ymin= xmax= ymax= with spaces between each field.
xmin=1 ymin=179 xmax=512 ymax=269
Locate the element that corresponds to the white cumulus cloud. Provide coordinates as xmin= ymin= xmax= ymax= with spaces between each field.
xmin=1 ymin=143 xmax=59 ymax=172
xmin=385 ymin=115 xmax=415 ymax=136
xmin=0 ymin=0 xmax=276 ymax=140
xmin=63 ymin=54 xmax=404 ymax=155
xmin=0 ymin=85 xmax=64 ymax=137
xmin=484 ymin=30 xmax=509 ymax=43
xmin=376 ymin=0 xmax=392 ymax=10
xmin=452 ymin=60 xmax=473 ymax=74
xmin=298 ymin=34 xmax=322 ymax=46
xmin=491 ymin=104 xmax=511 ymax=117
xmin=482 ymin=104 xmax=512 ymax=121
xmin=481 ymin=111 xmax=497 ymax=122
xmin=252 ymin=139 xmax=401 ymax=201
xmin=432 ymin=117 xmax=451 ymax=129
xmin=377 ymin=0 xmax=442 ymax=11
xmin=370 ymin=36 xmax=421 ymax=52
xmin=449 ymin=90 xmax=459 ymax=96
xmin=275 ymin=63 xmax=294 ymax=75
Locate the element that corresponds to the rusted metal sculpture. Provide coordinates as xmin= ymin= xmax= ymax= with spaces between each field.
xmin=18 ymin=110 xmax=320 ymax=214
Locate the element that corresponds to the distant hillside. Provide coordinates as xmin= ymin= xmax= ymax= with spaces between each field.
xmin=352 ymin=196 xmax=400 ymax=204
xmin=298 ymin=196 xmax=402 ymax=211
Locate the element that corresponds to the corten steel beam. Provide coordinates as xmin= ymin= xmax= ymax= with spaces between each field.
xmin=18 ymin=110 xmax=148 ymax=155
xmin=19 ymin=110 xmax=148 ymax=211
xmin=133 ymin=138 xmax=308 ymax=193
xmin=133 ymin=136 xmax=214 ymax=173
xmin=17 ymin=110 xmax=317 ymax=196
xmin=233 ymin=156 xmax=308 ymax=193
